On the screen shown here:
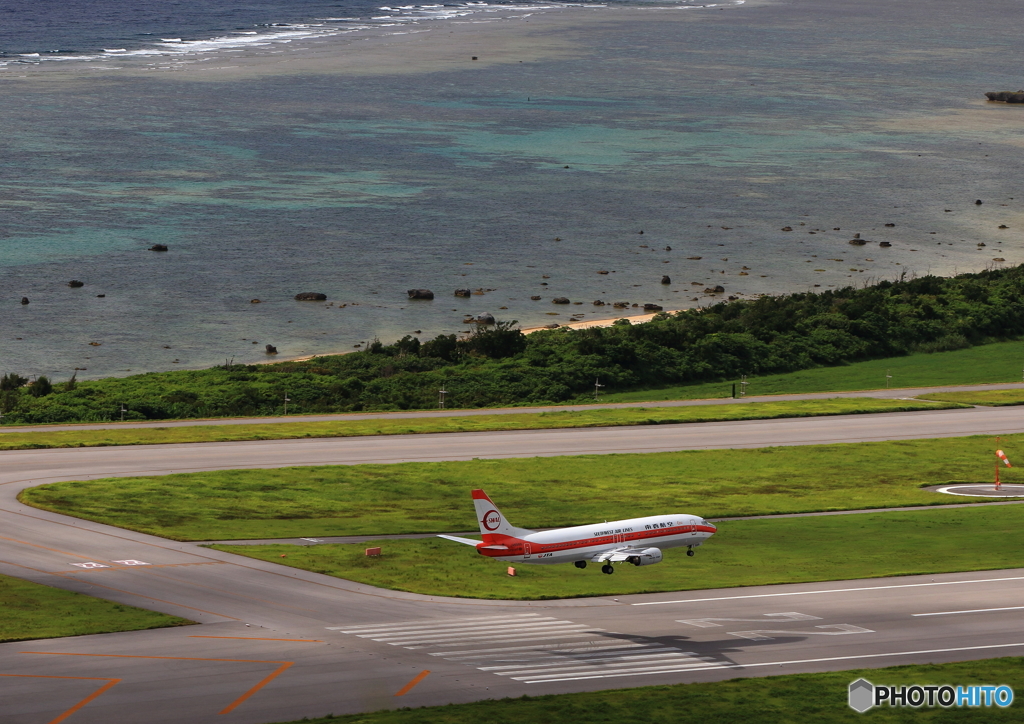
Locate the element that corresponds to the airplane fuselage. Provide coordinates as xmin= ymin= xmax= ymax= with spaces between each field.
xmin=478 ymin=513 xmax=716 ymax=564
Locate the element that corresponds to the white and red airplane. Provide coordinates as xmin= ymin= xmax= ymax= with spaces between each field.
xmin=439 ymin=489 xmax=717 ymax=574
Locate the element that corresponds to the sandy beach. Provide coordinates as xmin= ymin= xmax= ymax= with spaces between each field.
xmin=267 ymin=306 xmax=683 ymax=365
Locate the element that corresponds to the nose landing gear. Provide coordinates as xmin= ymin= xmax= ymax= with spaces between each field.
xmin=687 ymin=547 xmax=695 ymax=557
xmin=574 ymin=560 xmax=587 ymax=569
xmin=601 ymin=564 xmax=615 ymax=575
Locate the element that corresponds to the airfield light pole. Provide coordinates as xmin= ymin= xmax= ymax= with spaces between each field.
xmin=740 ymin=375 xmax=748 ymax=397
xmin=886 ymin=369 xmax=892 ymax=389
xmin=594 ymin=378 xmax=604 ymax=401
xmin=119 ymin=404 xmax=127 ymax=422
xmin=283 ymin=391 xmax=291 ymax=416
xmin=439 ymin=386 xmax=448 ymax=409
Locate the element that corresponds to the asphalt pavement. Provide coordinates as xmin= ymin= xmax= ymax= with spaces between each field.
xmin=3 ymin=405 xmax=1024 ymax=723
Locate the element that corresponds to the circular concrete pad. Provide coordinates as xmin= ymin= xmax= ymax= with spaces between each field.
xmin=926 ymin=483 xmax=1024 ymax=498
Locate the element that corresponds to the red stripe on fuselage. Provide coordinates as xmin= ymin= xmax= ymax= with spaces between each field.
xmin=476 ymin=524 xmax=716 ymax=558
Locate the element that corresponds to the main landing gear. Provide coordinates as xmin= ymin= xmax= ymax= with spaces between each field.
xmin=687 ymin=547 xmax=695 ymax=557
xmin=601 ymin=564 xmax=615 ymax=575
xmin=574 ymin=560 xmax=587 ymax=569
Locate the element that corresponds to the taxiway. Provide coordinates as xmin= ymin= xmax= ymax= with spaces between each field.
xmin=3 ymin=406 xmax=1024 ymax=723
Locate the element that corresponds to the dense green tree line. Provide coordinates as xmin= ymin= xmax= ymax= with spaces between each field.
xmin=3 ymin=267 xmax=1024 ymax=424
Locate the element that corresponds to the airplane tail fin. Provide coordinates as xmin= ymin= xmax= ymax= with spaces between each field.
xmin=472 ymin=489 xmax=535 ymax=541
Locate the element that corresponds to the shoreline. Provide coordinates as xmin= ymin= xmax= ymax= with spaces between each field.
xmin=0 ymin=5 xmax=709 ymax=84
xmin=264 ymin=306 xmax=684 ymax=365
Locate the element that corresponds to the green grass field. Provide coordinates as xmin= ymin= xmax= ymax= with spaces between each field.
xmin=0 ymin=573 xmax=193 ymax=643
xmin=213 ymin=504 xmax=1024 ymax=599
xmin=920 ymin=390 xmax=1024 ymax=406
xmin=0 ymin=398 xmax=959 ymax=451
xmin=599 ymin=339 xmax=1024 ymax=403
xmin=20 ymin=433 xmax=1024 ymax=541
xmin=271 ymin=658 xmax=1023 ymax=723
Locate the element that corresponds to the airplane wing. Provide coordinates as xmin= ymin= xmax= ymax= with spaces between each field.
xmin=437 ymin=534 xmax=508 ymax=551
xmin=590 ymin=546 xmax=645 ymax=563
xmin=437 ymin=534 xmax=483 ymax=547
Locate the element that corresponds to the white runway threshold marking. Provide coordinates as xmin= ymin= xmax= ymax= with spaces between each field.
xmin=634 ymin=575 xmax=1024 ymax=605
xmin=330 ymin=614 xmax=726 ymax=683
xmin=520 ymin=642 xmax=1024 ymax=683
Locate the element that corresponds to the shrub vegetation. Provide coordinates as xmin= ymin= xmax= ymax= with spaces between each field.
xmin=4 ymin=267 xmax=1024 ymax=423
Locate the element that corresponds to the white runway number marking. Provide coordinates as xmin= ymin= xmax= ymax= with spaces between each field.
xmin=729 ymin=624 xmax=874 ymax=641
xmin=330 ymin=614 xmax=726 ymax=683
xmin=71 ymin=562 xmax=110 ymax=569
xmin=677 ymin=612 xmax=822 ymax=628
xmin=112 ymin=559 xmax=150 ymax=566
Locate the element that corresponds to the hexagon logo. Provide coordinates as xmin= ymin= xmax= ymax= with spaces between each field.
xmin=849 ymin=678 xmax=874 ymax=713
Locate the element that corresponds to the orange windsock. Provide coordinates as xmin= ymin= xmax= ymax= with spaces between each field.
xmin=997 ymin=449 xmax=1012 ymax=467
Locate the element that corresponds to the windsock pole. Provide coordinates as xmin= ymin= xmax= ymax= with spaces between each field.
xmin=996 ymin=437 xmax=1000 ymax=491
xmin=994 ymin=438 xmax=1012 ymax=491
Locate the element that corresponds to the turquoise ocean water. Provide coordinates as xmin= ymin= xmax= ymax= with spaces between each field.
xmin=2 ymin=0 xmax=1023 ymax=380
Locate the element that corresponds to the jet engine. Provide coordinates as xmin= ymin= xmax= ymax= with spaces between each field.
xmin=628 ymin=548 xmax=663 ymax=566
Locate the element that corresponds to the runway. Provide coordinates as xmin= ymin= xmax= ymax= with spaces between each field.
xmin=3 ymin=406 xmax=1024 ymax=723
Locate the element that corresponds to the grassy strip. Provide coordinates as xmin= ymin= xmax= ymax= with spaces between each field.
xmin=212 ymin=505 xmax=1024 ymax=600
xmin=919 ymin=390 xmax=1024 ymax=407
xmin=272 ymin=659 xmax=1024 ymax=723
xmin=0 ymin=398 xmax=960 ymax=450
xmin=21 ymin=434 xmax=1024 ymax=541
xmin=0 ymin=573 xmax=193 ymax=643
xmin=599 ymin=338 xmax=1024 ymax=403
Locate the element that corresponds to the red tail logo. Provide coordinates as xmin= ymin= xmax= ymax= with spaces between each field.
xmin=481 ymin=509 xmax=501 ymax=531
